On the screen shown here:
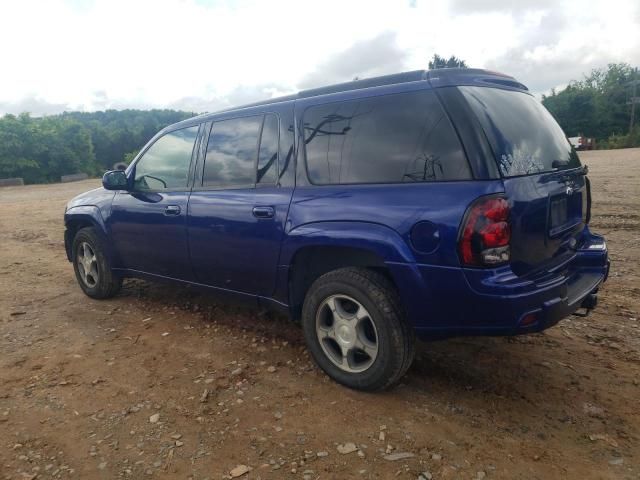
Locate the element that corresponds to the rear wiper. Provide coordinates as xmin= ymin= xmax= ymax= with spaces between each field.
xmin=552 ymin=159 xmax=570 ymax=169
xmin=541 ymin=163 xmax=588 ymax=183
xmin=551 ymin=160 xmax=588 ymax=175
xmin=558 ymin=165 xmax=589 ymax=181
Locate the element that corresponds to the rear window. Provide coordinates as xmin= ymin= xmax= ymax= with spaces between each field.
xmin=459 ymin=86 xmax=580 ymax=177
xmin=303 ymin=90 xmax=471 ymax=185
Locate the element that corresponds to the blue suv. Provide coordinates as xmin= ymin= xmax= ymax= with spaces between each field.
xmin=65 ymin=69 xmax=609 ymax=391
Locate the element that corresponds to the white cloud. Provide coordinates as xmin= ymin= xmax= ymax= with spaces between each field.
xmin=0 ymin=0 xmax=637 ymax=115
xmin=298 ymin=31 xmax=409 ymax=89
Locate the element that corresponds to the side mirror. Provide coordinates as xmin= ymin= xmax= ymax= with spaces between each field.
xmin=102 ymin=170 xmax=129 ymax=190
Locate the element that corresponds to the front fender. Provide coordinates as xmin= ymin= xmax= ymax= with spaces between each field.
xmin=64 ymin=205 xmax=112 ymax=262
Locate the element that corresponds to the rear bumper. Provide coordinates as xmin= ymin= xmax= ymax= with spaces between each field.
xmin=396 ymin=229 xmax=609 ymax=339
xmin=509 ymin=263 xmax=607 ymax=334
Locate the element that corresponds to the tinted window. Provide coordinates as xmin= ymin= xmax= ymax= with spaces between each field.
xmin=459 ymin=86 xmax=581 ymax=177
xmin=203 ymin=116 xmax=262 ymax=187
xmin=303 ymin=90 xmax=471 ymax=184
xmin=133 ymin=126 xmax=198 ymax=191
xmin=257 ymin=114 xmax=278 ymax=184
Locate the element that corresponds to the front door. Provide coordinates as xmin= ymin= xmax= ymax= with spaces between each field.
xmin=109 ymin=124 xmax=200 ymax=280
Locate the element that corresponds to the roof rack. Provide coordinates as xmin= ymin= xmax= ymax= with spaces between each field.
xmin=298 ymin=70 xmax=428 ymax=99
xmin=198 ymin=68 xmax=524 ymax=117
xmin=205 ymin=70 xmax=429 ymax=115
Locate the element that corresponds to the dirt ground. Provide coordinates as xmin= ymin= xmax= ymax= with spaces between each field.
xmin=1 ymin=148 xmax=639 ymax=480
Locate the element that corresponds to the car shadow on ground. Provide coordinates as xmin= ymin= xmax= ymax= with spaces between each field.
xmin=118 ymin=278 xmax=565 ymax=408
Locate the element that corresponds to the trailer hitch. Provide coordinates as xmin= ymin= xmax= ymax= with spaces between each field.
xmin=572 ymin=293 xmax=598 ymax=317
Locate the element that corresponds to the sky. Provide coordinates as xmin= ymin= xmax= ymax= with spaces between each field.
xmin=0 ymin=0 xmax=638 ymax=116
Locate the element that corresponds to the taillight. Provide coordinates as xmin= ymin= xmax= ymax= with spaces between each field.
xmin=459 ymin=196 xmax=511 ymax=266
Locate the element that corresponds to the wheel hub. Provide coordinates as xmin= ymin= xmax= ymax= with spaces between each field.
xmin=336 ymin=322 xmax=355 ymax=345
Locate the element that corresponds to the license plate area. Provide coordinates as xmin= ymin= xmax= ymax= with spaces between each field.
xmin=550 ymin=196 xmax=568 ymax=228
xmin=548 ymin=195 xmax=576 ymax=237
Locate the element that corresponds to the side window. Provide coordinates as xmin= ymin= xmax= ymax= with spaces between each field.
xmin=202 ymin=116 xmax=262 ymax=188
xmin=257 ymin=114 xmax=278 ymax=185
xmin=303 ymin=90 xmax=471 ymax=184
xmin=133 ymin=126 xmax=199 ymax=191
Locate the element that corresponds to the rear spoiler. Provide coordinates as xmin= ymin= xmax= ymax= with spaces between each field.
xmin=426 ymin=68 xmax=529 ymax=92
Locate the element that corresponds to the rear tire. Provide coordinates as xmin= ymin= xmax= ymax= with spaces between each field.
xmin=72 ymin=227 xmax=122 ymax=299
xmin=301 ymin=267 xmax=415 ymax=391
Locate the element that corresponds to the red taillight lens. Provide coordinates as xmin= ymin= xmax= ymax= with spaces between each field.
xmin=459 ymin=196 xmax=511 ymax=266
xmin=480 ymin=221 xmax=510 ymax=247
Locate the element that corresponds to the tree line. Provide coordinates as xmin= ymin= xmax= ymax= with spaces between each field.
xmin=542 ymin=63 xmax=639 ymax=148
xmin=0 ymin=109 xmax=194 ymax=184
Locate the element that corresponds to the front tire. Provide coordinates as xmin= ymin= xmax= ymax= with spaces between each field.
xmin=72 ymin=227 xmax=122 ymax=299
xmin=301 ymin=267 xmax=415 ymax=391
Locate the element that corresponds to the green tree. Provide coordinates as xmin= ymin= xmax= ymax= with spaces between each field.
xmin=0 ymin=113 xmax=42 ymax=183
xmin=542 ymin=63 xmax=639 ymax=148
xmin=123 ymin=150 xmax=139 ymax=165
xmin=428 ymin=54 xmax=468 ymax=69
xmin=542 ymin=84 xmax=598 ymax=137
xmin=0 ymin=109 xmax=195 ymax=183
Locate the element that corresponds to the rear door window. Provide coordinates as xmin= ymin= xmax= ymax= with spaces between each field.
xmin=303 ymin=90 xmax=471 ymax=185
xmin=458 ymin=86 xmax=581 ymax=177
xmin=202 ymin=116 xmax=262 ymax=188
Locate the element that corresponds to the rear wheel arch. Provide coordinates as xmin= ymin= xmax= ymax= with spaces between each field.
xmin=288 ymin=245 xmax=399 ymax=320
xmin=282 ymin=222 xmax=416 ymax=320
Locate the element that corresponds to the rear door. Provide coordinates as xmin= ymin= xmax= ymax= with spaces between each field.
xmin=458 ymin=86 xmax=587 ymax=275
xmin=187 ymin=109 xmax=293 ymax=297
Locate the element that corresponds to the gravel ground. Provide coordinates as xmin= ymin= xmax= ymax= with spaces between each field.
xmin=0 ymin=148 xmax=639 ymax=480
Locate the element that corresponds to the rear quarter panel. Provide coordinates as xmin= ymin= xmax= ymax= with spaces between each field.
xmin=286 ymin=182 xmax=504 ymax=267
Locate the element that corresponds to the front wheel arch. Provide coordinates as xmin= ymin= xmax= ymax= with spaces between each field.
xmin=71 ymin=226 xmax=122 ymax=299
xmin=65 ymin=207 xmax=116 ymax=265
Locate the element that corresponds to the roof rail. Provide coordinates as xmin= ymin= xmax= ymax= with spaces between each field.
xmin=195 ymin=68 xmax=527 ymax=119
xmin=196 ymin=70 xmax=429 ymax=117
xmin=298 ymin=70 xmax=428 ymax=99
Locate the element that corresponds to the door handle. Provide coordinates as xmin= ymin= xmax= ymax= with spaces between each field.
xmin=164 ymin=205 xmax=181 ymax=216
xmin=252 ymin=206 xmax=275 ymax=219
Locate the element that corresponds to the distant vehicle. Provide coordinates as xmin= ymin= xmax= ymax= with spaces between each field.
xmin=64 ymin=69 xmax=610 ymax=391
xmin=568 ymin=136 xmax=595 ymax=150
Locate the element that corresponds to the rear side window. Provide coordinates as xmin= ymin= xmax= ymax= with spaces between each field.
xmin=203 ymin=116 xmax=262 ymax=187
xmin=459 ymin=86 xmax=581 ymax=177
xmin=303 ymin=90 xmax=471 ymax=185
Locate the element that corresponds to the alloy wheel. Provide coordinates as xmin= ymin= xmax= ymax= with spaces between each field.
xmin=77 ymin=241 xmax=99 ymax=288
xmin=315 ymin=294 xmax=379 ymax=373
